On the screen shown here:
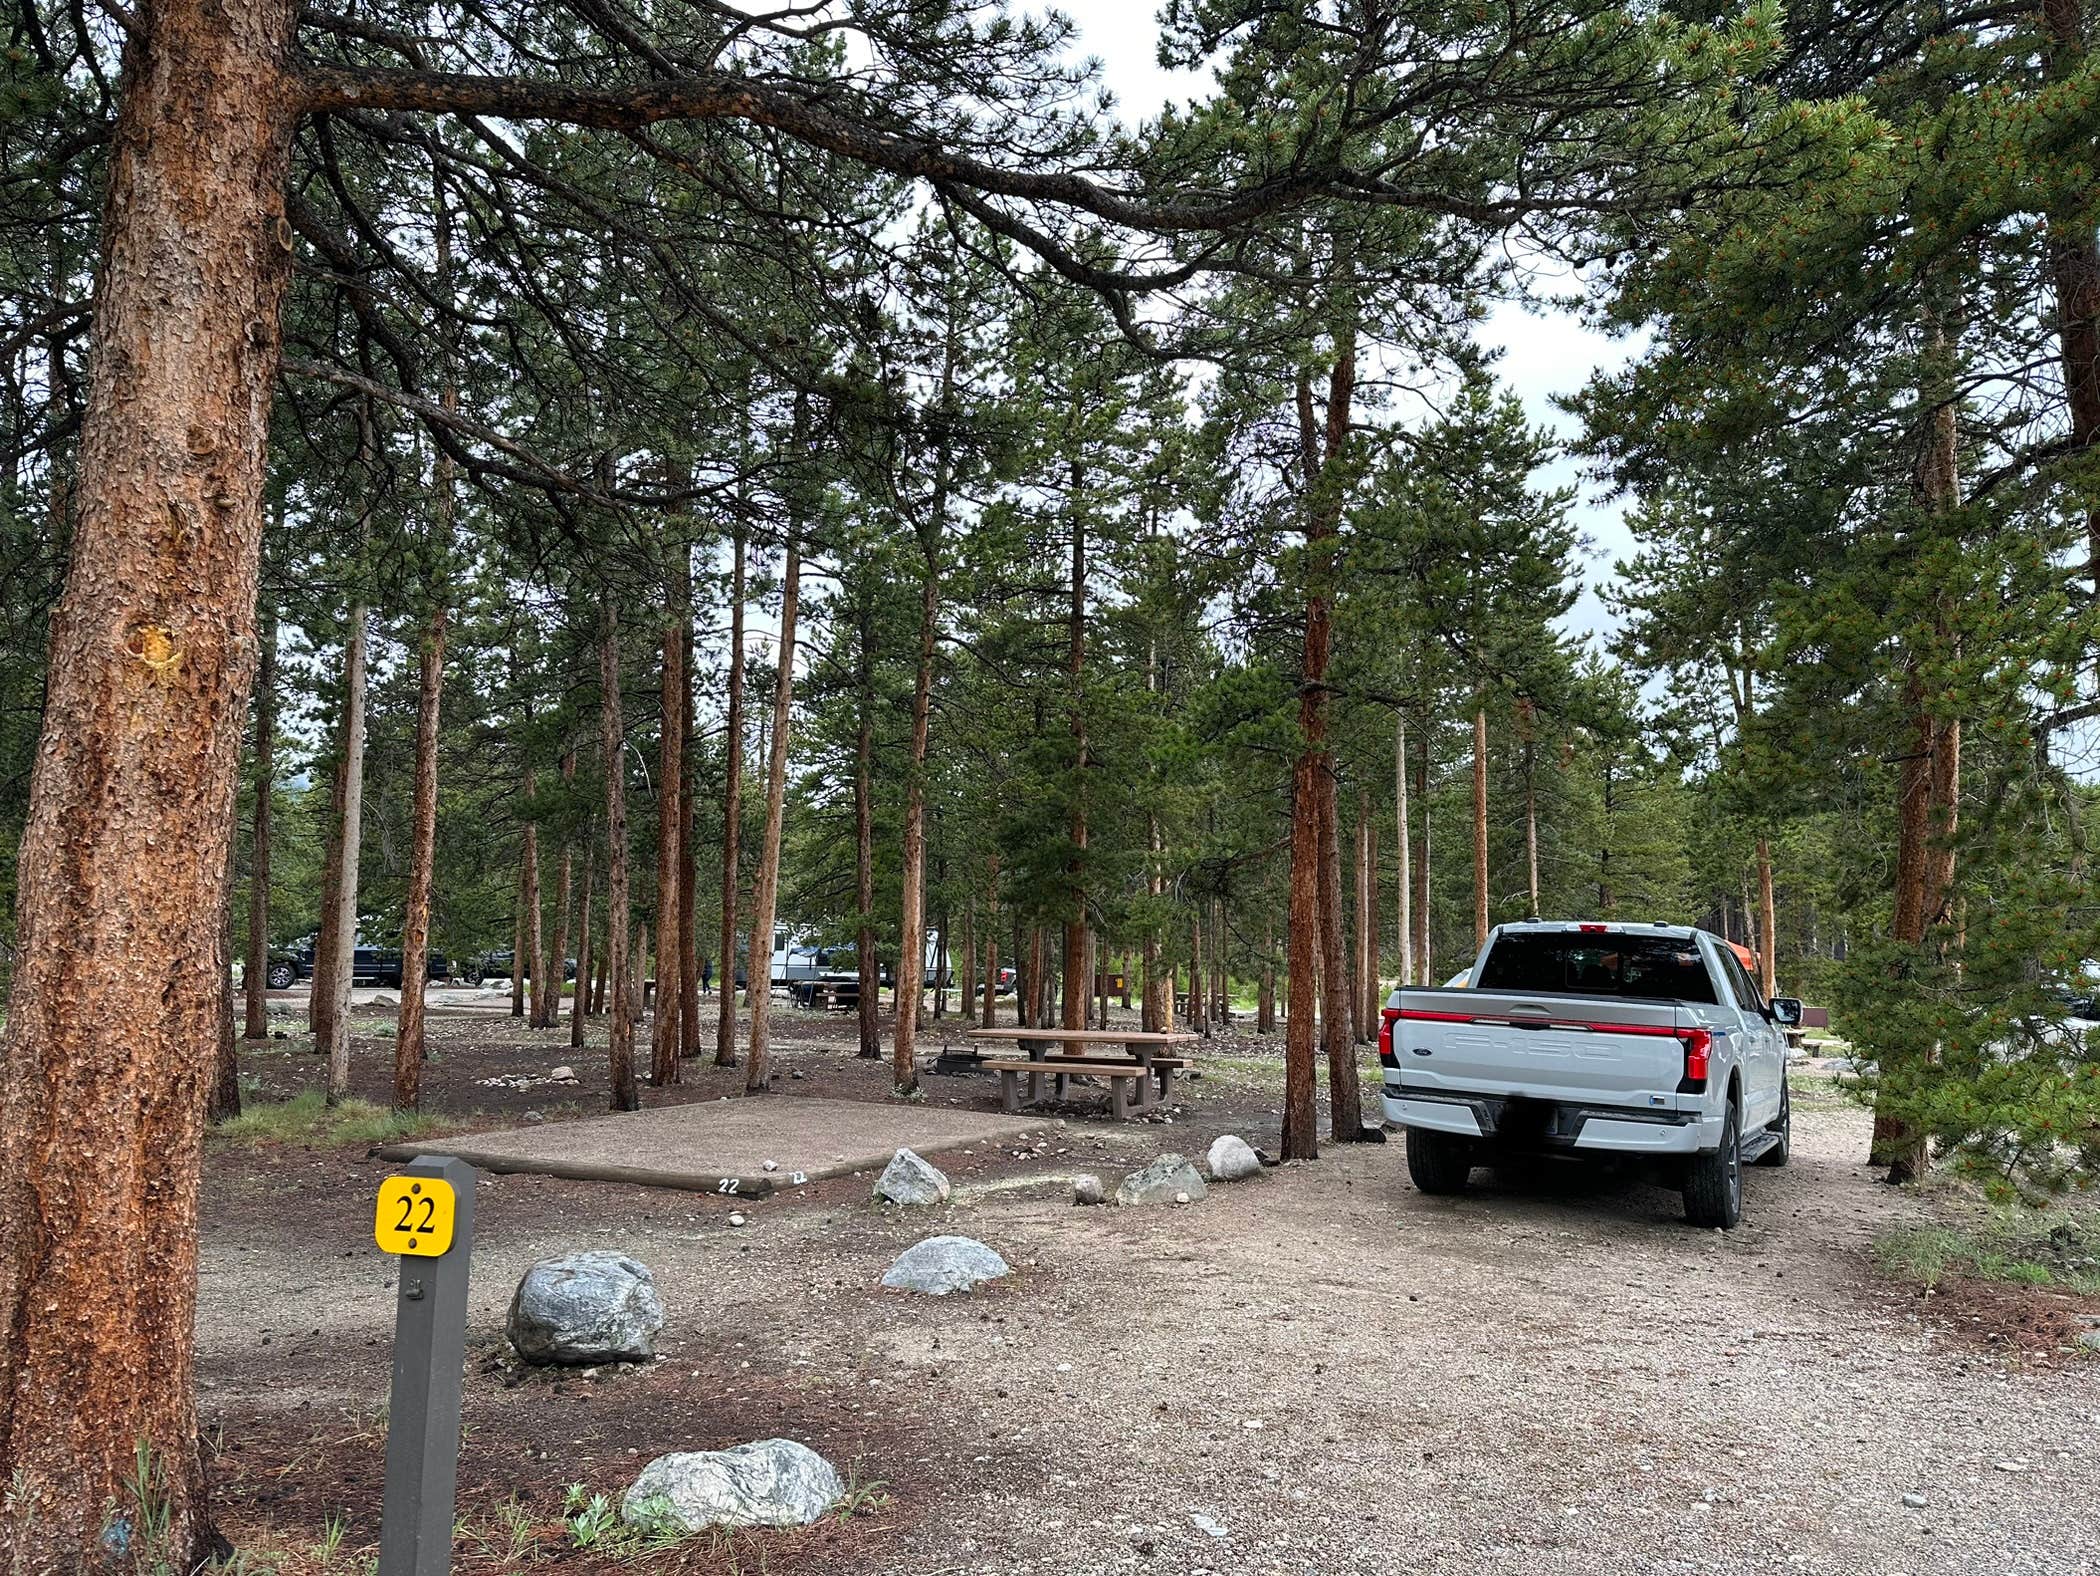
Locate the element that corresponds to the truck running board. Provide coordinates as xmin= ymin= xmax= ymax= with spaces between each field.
xmin=1738 ymin=1128 xmax=1781 ymax=1165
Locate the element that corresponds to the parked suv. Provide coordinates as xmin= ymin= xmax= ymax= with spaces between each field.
xmin=266 ymin=931 xmax=447 ymax=990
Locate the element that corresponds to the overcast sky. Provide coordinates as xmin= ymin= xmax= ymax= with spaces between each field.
xmin=1058 ymin=0 xmax=1640 ymax=643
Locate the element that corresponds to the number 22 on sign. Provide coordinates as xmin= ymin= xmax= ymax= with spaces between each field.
xmin=374 ymin=1174 xmax=458 ymax=1257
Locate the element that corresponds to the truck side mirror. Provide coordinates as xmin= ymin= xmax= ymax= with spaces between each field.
xmin=1769 ymin=996 xmax=1803 ymax=1027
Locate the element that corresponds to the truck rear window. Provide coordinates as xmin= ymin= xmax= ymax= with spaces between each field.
xmin=1474 ymin=933 xmax=1716 ymax=1004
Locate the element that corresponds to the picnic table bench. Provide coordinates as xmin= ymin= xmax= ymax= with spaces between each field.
xmin=963 ymin=1027 xmax=1200 ymax=1119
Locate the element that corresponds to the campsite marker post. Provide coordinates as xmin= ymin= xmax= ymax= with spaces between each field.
xmin=372 ymin=1154 xmax=476 ymax=1576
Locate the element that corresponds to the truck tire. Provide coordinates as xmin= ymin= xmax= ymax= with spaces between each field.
xmin=1405 ymin=1128 xmax=1475 ymax=1195
xmin=265 ymin=960 xmax=296 ymax=990
xmin=1683 ymin=1102 xmax=1744 ymax=1228
xmin=1755 ymin=1078 xmax=1791 ymax=1168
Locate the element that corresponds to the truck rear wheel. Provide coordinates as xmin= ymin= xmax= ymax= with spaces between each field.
xmin=1683 ymin=1103 xmax=1744 ymax=1229
xmin=1405 ymin=1128 xmax=1475 ymax=1195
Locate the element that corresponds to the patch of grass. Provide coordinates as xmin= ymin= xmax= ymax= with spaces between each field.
xmin=1875 ymin=1211 xmax=2100 ymax=1296
xmin=211 ymin=1090 xmax=446 ymax=1148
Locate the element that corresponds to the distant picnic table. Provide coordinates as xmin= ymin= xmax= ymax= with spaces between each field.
xmin=963 ymin=1026 xmax=1200 ymax=1120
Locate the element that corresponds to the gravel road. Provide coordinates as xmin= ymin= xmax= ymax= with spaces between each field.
xmin=198 ymin=1077 xmax=2099 ymax=1576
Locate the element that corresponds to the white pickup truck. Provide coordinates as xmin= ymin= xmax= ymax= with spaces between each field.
xmin=1378 ymin=921 xmax=1802 ymax=1228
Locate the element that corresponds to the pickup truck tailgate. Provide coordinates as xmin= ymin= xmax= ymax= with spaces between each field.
xmin=1393 ymin=990 xmax=1689 ymax=1106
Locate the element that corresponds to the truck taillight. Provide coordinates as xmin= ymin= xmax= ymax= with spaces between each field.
xmin=1379 ymin=1006 xmax=1402 ymax=1066
xmin=1680 ymin=1028 xmax=1711 ymax=1090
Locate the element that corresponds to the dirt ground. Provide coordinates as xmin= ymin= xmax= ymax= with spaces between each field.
xmin=204 ymin=993 xmax=2100 ymax=1576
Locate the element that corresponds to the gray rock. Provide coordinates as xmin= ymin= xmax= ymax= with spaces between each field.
xmin=873 ymin=1147 xmax=950 ymax=1206
xmin=1072 ymin=1174 xmax=1105 ymax=1206
xmin=507 ymin=1250 xmax=664 ymax=1365
xmin=2077 ymin=1329 xmax=2100 ymax=1353
xmin=1903 ymin=1492 xmax=1929 ymax=1509
xmin=622 ymin=1439 xmax=842 ymax=1531
xmin=1206 ymin=1135 xmax=1262 ymax=1181
xmin=1117 ymin=1153 xmax=1207 ymax=1206
xmin=549 ymin=1065 xmax=579 ymax=1083
xmin=880 ymin=1235 xmax=1010 ymax=1295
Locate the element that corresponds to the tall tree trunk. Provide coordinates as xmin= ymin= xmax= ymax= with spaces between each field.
xmin=651 ymin=557 xmax=685 ymax=1087
xmin=210 ymin=827 xmax=243 ymax=1123
xmin=980 ymin=858 xmax=1000 ymax=1030
xmin=323 ymin=607 xmax=369 ymax=1106
xmin=1188 ymin=913 xmax=1205 ymax=1035
xmin=855 ymin=598 xmax=881 ymax=1058
xmin=1061 ymin=485 xmax=1089 ymax=1055
xmin=309 ymin=695 xmax=349 ymax=1044
xmin=394 ymin=603 xmax=446 ymax=1107
xmin=714 ymin=525 xmax=747 ymax=1067
xmin=522 ymin=769 xmax=546 ymax=1027
xmin=1395 ymin=715 xmax=1412 ymax=987
xmin=1520 ymin=698 xmax=1539 ymax=916
xmin=1413 ymin=729 xmax=1432 ymax=983
xmin=1284 ymin=753 xmax=1323 ymax=1160
xmin=677 ymin=556 xmax=701 ymax=1056
xmin=960 ymin=899 xmax=979 ymax=1031
xmin=1756 ymin=837 xmax=1777 ymax=999
xmin=244 ymin=604 xmax=275 ymax=1039
xmin=1358 ymin=789 xmax=1378 ymax=1038
xmin=0 ymin=0 xmax=297 ymax=1549
xmin=601 ymin=602 xmax=638 ymax=1112
xmin=572 ymin=838 xmax=595 ymax=1051
xmin=1877 ymin=311 xmax=1964 ymax=1183
xmin=1257 ymin=906 xmax=1277 ymax=1034
xmin=745 ymin=537 xmax=800 ymax=1093
xmin=543 ymin=752 xmax=576 ymax=1032
xmin=1320 ymin=764 xmax=1363 ymax=1138
xmin=1472 ymin=701 xmax=1490 ymax=948
xmin=893 ymin=551 xmax=938 ymax=1092
xmin=510 ymin=860 xmax=526 ymax=1018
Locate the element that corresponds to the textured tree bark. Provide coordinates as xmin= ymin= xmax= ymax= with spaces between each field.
xmin=650 ymin=561 xmax=685 ymax=1087
xmin=1283 ymin=752 xmax=1323 ymax=1161
xmin=522 ymin=769 xmax=547 ymax=1028
xmin=1413 ymin=730 xmax=1432 ymax=983
xmin=0 ymin=0 xmax=297 ymax=1552
xmin=960 ymin=902 xmax=978 ymax=1027
xmin=714 ymin=525 xmax=747 ymax=1067
xmin=1472 ymin=703 xmax=1490 ymax=948
xmin=510 ymin=858 xmax=527 ymax=1018
xmin=1257 ymin=907 xmax=1276 ymax=1034
xmin=394 ymin=603 xmax=447 ymax=1107
xmin=244 ymin=604 xmax=275 ymax=1039
xmin=1755 ymin=837 xmax=1777 ymax=999
xmin=893 ymin=552 xmax=937 ymax=1092
xmin=1520 ymin=698 xmax=1539 ymax=917
xmin=980 ymin=858 xmax=1000 ymax=1030
xmin=1358 ymin=790 xmax=1378 ymax=1038
xmin=309 ymin=685 xmax=349 ymax=1044
xmin=855 ymin=599 xmax=881 ymax=1058
xmin=323 ymin=606 xmax=369 ymax=1106
xmin=542 ymin=751 xmax=576 ymax=1033
xmin=676 ymin=550 xmax=701 ymax=1055
xmin=1876 ymin=321 xmax=1963 ymax=1183
xmin=1188 ymin=913 xmax=1205 ymax=1035
xmin=211 ymin=827 xmax=243 ymax=1124
xmin=1320 ymin=765 xmax=1363 ymax=1139
xmin=745 ymin=537 xmax=800 ymax=1093
xmin=572 ymin=838 xmax=595 ymax=1050
xmin=1062 ymin=492 xmax=1089 ymax=1055
xmin=1395 ymin=716 xmax=1412 ymax=987
xmin=601 ymin=603 xmax=639 ymax=1112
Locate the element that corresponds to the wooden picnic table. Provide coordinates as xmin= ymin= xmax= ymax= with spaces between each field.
xmin=963 ymin=1027 xmax=1200 ymax=1118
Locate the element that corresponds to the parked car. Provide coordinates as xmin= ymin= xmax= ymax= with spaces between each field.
xmin=1380 ymin=920 xmax=1799 ymax=1229
xmin=266 ymin=932 xmax=447 ymax=989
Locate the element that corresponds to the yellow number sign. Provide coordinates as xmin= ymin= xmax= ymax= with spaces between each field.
xmin=374 ymin=1174 xmax=457 ymax=1257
